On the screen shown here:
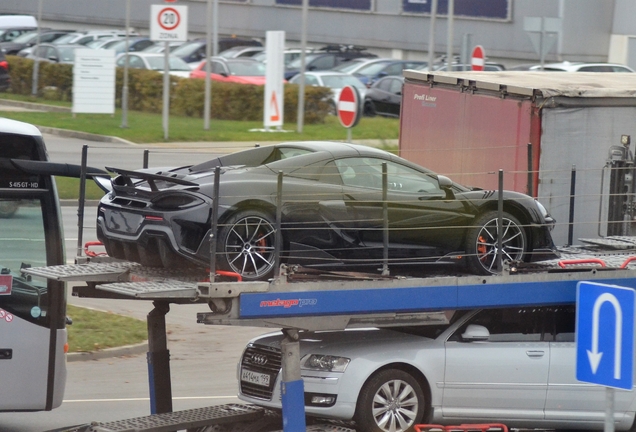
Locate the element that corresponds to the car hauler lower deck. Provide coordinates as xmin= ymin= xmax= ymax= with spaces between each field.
xmin=23 ymin=246 xmax=636 ymax=432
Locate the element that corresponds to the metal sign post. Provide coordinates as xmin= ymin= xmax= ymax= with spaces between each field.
xmin=523 ymin=17 xmax=561 ymax=70
xmin=204 ymin=0 xmax=212 ymax=130
xmin=31 ymin=0 xmax=43 ymax=96
xmin=150 ymin=4 xmax=188 ymax=140
xmin=121 ymin=0 xmax=131 ymax=128
xmin=296 ymin=0 xmax=309 ymax=134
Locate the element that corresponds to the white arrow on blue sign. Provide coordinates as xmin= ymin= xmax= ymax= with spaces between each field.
xmin=576 ymin=281 xmax=635 ymax=390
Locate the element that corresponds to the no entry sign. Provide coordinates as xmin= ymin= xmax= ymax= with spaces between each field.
xmin=150 ymin=4 xmax=188 ymax=42
xmin=337 ymin=85 xmax=361 ymax=128
xmin=471 ymin=45 xmax=485 ymax=71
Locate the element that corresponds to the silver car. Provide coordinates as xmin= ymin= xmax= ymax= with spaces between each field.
xmin=238 ymin=305 xmax=636 ymax=432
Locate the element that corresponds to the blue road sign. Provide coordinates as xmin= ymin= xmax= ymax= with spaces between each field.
xmin=576 ymin=281 xmax=635 ymax=390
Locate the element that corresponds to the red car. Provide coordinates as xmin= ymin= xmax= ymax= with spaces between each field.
xmin=190 ymin=57 xmax=268 ymax=85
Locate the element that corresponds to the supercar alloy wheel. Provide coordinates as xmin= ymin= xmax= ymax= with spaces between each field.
xmin=466 ymin=211 xmax=527 ymax=274
xmin=220 ymin=211 xmax=276 ymax=281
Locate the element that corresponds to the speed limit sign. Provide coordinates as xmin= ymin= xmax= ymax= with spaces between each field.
xmin=150 ymin=4 xmax=188 ymax=42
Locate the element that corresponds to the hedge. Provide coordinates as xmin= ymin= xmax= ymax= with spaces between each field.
xmin=5 ymin=55 xmax=332 ymax=123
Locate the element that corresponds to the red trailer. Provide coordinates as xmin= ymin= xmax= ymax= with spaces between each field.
xmin=399 ymin=71 xmax=636 ymax=246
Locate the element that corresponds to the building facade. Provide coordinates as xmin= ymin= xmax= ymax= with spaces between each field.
xmin=2 ymin=0 xmax=635 ymax=67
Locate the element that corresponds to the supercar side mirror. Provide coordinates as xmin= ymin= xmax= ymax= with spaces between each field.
xmin=437 ymin=175 xmax=455 ymax=199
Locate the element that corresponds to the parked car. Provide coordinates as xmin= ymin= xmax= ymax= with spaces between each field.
xmin=331 ymin=57 xmax=390 ymax=74
xmin=289 ymin=71 xmax=367 ymax=113
xmin=0 ymin=29 xmax=73 ymax=55
xmin=432 ymin=62 xmax=506 ymax=72
xmin=0 ymin=15 xmax=37 ymax=30
xmin=102 ymin=37 xmax=154 ymax=55
xmin=141 ymin=41 xmax=184 ymax=53
xmin=172 ymin=38 xmax=263 ymax=69
xmin=18 ymin=29 xmax=137 ymax=57
xmin=26 ymin=43 xmax=83 ymax=64
xmin=238 ymin=304 xmax=635 ymax=432
xmin=95 ymin=142 xmax=555 ymax=281
xmin=351 ymin=59 xmax=427 ymax=86
xmin=51 ymin=29 xmax=137 ymax=46
xmin=252 ymin=48 xmax=315 ymax=66
xmin=509 ymin=61 xmax=634 ymax=72
xmin=363 ymin=75 xmax=403 ymax=118
xmin=284 ymin=45 xmax=378 ymax=80
xmin=115 ymin=52 xmax=192 ymax=78
xmin=0 ymin=50 xmax=10 ymax=91
xmin=217 ymin=45 xmax=264 ymax=59
xmin=189 ymin=57 xmax=267 ymax=84
xmin=0 ymin=26 xmax=37 ymax=43
xmin=85 ymin=37 xmax=122 ymax=50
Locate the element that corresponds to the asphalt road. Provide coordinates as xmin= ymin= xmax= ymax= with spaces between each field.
xmin=0 ymin=133 xmax=272 ymax=432
xmin=42 ymin=133 xmax=217 ymax=171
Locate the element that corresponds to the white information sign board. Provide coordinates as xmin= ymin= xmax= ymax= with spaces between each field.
xmin=150 ymin=5 xmax=188 ymax=42
xmin=264 ymin=31 xmax=285 ymax=129
xmin=72 ymin=49 xmax=115 ymax=114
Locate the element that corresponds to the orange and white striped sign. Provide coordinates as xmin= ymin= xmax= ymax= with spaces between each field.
xmin=264 ymin=31 xmax=285 ymax=128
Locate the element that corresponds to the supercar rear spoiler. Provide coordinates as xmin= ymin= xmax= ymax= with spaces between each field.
xmin=106 ymin=166 xmax=199 ymax=192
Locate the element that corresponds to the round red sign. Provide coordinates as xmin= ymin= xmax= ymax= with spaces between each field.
xmin=337 ymin=85 xmax=360 ymax=129
xmin=471 ymin=45 xmax=485 ymax=71
xmin=157 ymin=7 xmax=181 ymax=31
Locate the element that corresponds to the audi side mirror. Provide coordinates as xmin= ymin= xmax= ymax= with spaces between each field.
xmin=461 ymin=324 xmax=490 ymax=342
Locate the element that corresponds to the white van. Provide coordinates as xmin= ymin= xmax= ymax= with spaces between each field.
xmin=0 ymin=15 xmax=38 ymax=29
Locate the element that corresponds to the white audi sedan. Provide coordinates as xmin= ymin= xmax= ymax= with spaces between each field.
xmin=238 ymin=305 xmax=636 ymax=432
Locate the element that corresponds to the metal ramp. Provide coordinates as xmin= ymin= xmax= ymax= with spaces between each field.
xmin=80 ymin=404 xmax=264 ymax=432
xmin=67 ymin=403 xmax=356 ymax=432
xmin=579 ymin=235 xmax=636 ymax=250
xmin=24 ymin=260 xmax=208 ymax=302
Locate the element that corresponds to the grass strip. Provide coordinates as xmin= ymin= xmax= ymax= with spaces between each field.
xmin=66 ymin=304 xmax=147 ymax=353
xmin=0 ymin=96 xmax=400 ymax=144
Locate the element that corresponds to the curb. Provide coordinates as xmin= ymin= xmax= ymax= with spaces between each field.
xmin=0 ymin=99 xmax=71 ymax=113
xmin=36 ymin=125 xmax=138 ymax=146
xmin=61 ymin=199 xmax=101 ymax=207
xmin=0 ymin=99 xmax=137 ymax=145
xmin=67 ymin=341 xmax=148 ymax=362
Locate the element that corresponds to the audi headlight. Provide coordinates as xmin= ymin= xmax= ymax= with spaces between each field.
xmin=300 ymin=354 xmax=350 ymax=372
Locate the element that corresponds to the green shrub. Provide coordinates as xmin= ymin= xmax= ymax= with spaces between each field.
xmin=6 ymin=55 xmax=332 ymax=123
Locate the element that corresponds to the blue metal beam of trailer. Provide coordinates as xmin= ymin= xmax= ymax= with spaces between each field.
xmin=238 ymin=273 xmax=636 ymax=318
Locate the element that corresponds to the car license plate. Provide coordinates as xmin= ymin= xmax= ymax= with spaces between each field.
xmin=241 ymin=369 xmax=270 ymax=387
xmin=104 ymin=209 xmax=144 ymax=234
